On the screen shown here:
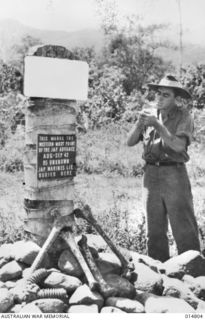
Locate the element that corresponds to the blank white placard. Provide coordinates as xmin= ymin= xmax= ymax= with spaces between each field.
xmin=24 ymin=56 xmax=89 ymax=100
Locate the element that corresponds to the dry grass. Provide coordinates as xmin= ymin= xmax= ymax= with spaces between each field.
xmin=0 ymin=172 xmax=25 ymax=244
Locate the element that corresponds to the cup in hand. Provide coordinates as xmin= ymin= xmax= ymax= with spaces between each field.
xmin=141 ymin=101 xmax=157 ymax=117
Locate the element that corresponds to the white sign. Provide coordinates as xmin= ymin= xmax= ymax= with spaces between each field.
xmin=24 ymin=56 xmax=89 ymax=100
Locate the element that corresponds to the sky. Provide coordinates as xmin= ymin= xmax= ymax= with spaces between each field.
xmin=0 ymin=0 xmax=205 ymax=43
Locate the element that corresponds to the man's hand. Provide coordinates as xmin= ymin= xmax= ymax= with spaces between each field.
xmin=139 ymin=110 xmax=158 ymax=127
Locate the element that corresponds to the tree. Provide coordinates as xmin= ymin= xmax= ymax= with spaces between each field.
xmin=11 ymin=35 xmax=42 ymax=71
xmin=95 ymin=1 xmax=174 ymax=94
xmin=106 ymin=27 xmax=172 ymax=94
xmin=0 ymin=61 xmax=22 ymax=95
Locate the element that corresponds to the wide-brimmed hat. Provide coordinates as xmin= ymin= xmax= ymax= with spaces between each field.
xmin=147 ymin=75 xmax=192 ymax=99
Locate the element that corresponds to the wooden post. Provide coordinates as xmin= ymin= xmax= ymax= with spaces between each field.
xmin=23 ymin=45 xmax=88 ymax=247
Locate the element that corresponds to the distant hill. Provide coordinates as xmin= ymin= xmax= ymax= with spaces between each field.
xmin=157 ymin=43 xmax=205 ymax=66
xmin=0 ymin=19 xmax=104 ymax=62
xmin=0 ymin=18 xmax=205 ymax=66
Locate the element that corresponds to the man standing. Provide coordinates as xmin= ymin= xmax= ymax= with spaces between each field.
xmin=127 ymin=75 xmax=200 ymax=262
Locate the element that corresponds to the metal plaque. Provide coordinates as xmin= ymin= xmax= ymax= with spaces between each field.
xmin=37 ymin=134 xmax=76 ymax=180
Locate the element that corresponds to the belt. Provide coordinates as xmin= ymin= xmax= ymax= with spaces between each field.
xmin=146 ymin=161 xmax=184 ymax=167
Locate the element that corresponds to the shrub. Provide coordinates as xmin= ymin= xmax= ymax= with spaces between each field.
xmin=0 ymin=209 xmax=25 ymax=244
xmin=181 ymin=64 xmax=205 ymax=109
xmin=79 ymin=65 xmax=127 ymax=128
xmin=0 ymin=172 xmax=25 ymax=245
xmin=0 ymin=126 xmax=24 ymax=172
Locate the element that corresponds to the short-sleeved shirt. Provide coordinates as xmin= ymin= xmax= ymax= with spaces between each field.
xmin=142 ymin=106 xmax=194 ymax=163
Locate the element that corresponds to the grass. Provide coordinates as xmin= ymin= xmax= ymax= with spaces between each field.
xmin=0 ymin=171 xmax=26 ymax=244
xmin=0 ymin=122 xmax=205 ymax=256
xmin=76 ymin=122 xmax=144 ymax=177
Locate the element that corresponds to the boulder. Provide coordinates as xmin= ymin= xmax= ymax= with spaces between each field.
xmin=145 ymin=296 xmax=196 ymax=313
xmin=101 ymin=306 xmax=126 ymax=313
xmin=58 ymin=249 xmax=83 ymax=277
xmin=96 ymin=253 xmax=122 ymax=275
xmin=68 ymin=304 xmax=99 ymax=313
xmin=0 ymin=257 xmax=11 ymax=269
xmin=11 ymin=279 xmax=39 ymax=303
xmin=183 ymin=275 xmax=205 ymax=300
xmin=103 ymin=273 xmax=135 ymax=299
xmin=0 ymin=281 xmax=7 ymax=288
xmin=0 ymin=288 xmax=14 ymax=312
xmin=135 ymin=289 xmax=158 ymax=305
xmin=69 ymin=284 xmax=104 ymax=309
xmin=105 ymin=297 xmax=144 ymax=313
xmin=5 ymin=281 xmax=16 ymax=289
xmin=31 ymin=299 xmax=67 ymax=313
xmin=163 ymin=250 xmax=205 ymax=278
xmin=192 ymin=277 xmax=205 ymax=300
xmin=10 ymin=304 xmax=24 ymax=313
xmin=13 ymin=240 xmax=40 ymax=265
xmin=182 ymin=274 xmax=196 ymax=290
xmin=162 ymin=275 xmax=200 ymax=309
xmin=44 ymin=271 xmax=82 ymax=294
xmin=130 ymin=251 xmax=165 ymax=273
xmin=0 ymin=243 xmax=15 ymax=260
xmin=83 ymin=234 xmax=108 ymax=252
xmin=132 ymin=262 xmax=163 ymax=294
xmin=196 ymin=301 xmax=205 ymax=312
xmin=19 ymin=303 xmax=43 ymax=313
xmin=0 ymin=260 xmax=22 ymax=281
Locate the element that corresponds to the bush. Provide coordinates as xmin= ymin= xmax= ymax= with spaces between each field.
xmin=181 ymin=64 xmax=205 ymax=109
xmin=0 ymin=171 xmax=25 ymax=245
xmin=79 ymin=65 xmax=127 ymax=128
xmin=0 ymin=209 xmax=25 ymax=244
xmin=0 ymin=126 xmax=24 ymax=172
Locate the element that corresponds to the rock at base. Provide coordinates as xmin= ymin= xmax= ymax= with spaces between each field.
xmin=44 ymin=271 xmax=82 ymax=294
xmin=58 ymin=249 xmax=83 ymax=278
xmin=104 ymin=273 xmax=135 ymax=298
xmin=105 ymin=297 xmax=144 ymax=313
xmin=68 ymin=304 xmax=99 ymax=313
xmin=163 ymin=250 xmax=205 ymax=278
xmin=19 ymin=303 xmax=43 ymax=313
xmin=162 ymin=275 xmax=200 ymax=309
xmin=101 ymin=306 xmax=126 ymax=313
xmin=96 ymin=252 xmax=122 ymax=275
xmin=83 ymin=234 xmax=108 ymax=252
xmin=69 ymin=284 xmax=104 ymax=309
xmin=31 ymin=299 xmax=67 ymax=313
xmin=0 ymin=288 xmax=14 ymax=312
xmin=0 ymin=260 xmax=22 ymax=282
xmin=132 ymin=261 xmax=163 ymax=294
xmin=145 ymin=296 xmax=196 ymax=313
xmin=13 ymin=240 xmax=41 ymax=265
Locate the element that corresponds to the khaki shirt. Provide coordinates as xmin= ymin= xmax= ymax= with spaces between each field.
xmin=142 ymin=106 xmax=194 ymax=163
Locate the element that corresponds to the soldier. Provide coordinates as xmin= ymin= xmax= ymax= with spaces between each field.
xmin=127 ymin=75 xmax=200 ymax=262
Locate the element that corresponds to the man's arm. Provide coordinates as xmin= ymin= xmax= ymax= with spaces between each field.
xmin=127 ymin=117 xmax=144 ymax=146
xmin=154 ymin=121 xmax=187 ymax=153
xmin=140 ymin=111 xmax=188 ymax=153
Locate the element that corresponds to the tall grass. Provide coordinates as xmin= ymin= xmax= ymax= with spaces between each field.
xmin=0 ymin=172 xmax=25 ymax=244
xmin=77 ymin=122 xmax=144 ymax=177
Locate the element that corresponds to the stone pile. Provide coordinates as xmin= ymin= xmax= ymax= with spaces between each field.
xmin=0 ymin=235 xmax=205 ymax=313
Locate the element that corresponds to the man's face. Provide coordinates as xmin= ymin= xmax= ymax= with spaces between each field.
xmin=156 ymin=87 xmax=176 ymax=111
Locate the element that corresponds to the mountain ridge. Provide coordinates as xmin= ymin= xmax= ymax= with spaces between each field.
xmin=0 ymin=18 xmax=204 ymax=65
